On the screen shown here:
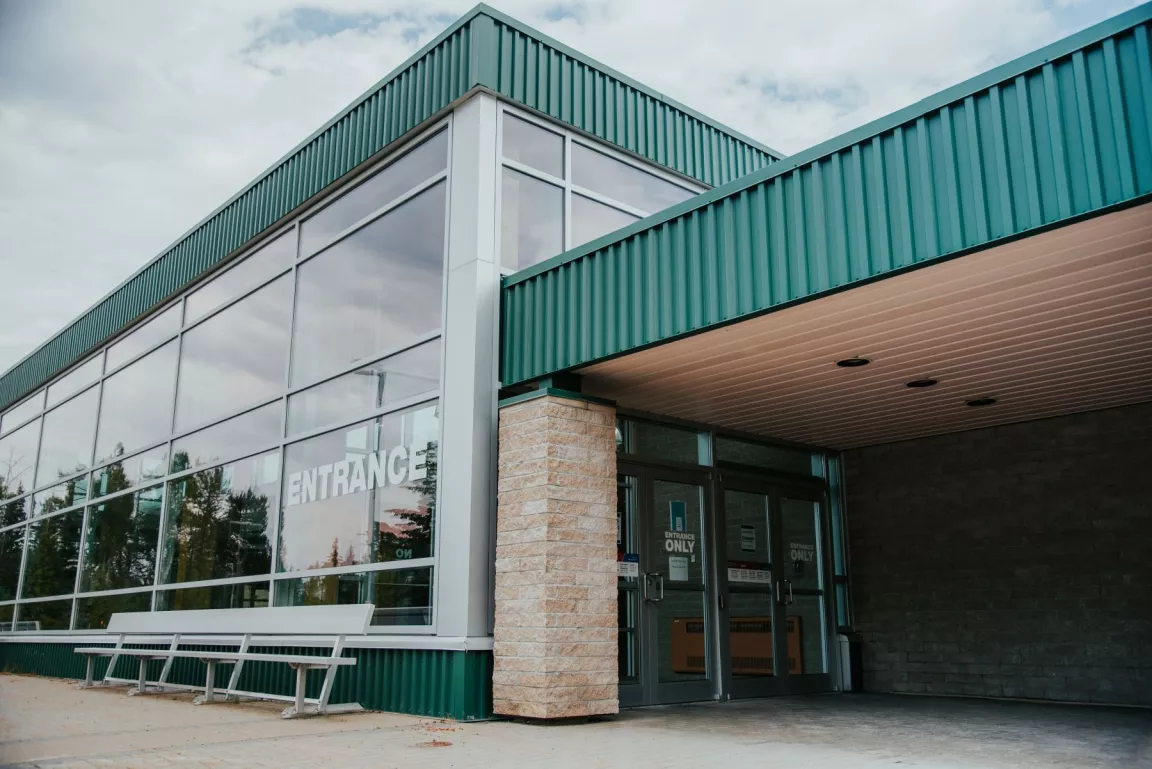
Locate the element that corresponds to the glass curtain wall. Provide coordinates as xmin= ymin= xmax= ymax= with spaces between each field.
xmin=0 ymin=122 xmax=449 ymax=632
xmin=497 ymin=105 xmax=702 ymax=272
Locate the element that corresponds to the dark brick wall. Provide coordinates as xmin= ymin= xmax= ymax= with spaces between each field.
xmin=844 ymin=403 xmax=1152 ymax=707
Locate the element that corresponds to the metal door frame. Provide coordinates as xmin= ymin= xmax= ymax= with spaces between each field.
xmin=618 ymin=461 xmax=718 ymax=707
xmin=716 ymin=471 xmax=837 ymax=698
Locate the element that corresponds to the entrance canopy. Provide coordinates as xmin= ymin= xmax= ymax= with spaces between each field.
xmin=501 ymin=5 xmax=1152 ymax=446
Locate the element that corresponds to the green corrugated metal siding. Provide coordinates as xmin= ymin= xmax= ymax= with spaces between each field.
xmin=0 ymin=642 xmax=493 ymax=720
xmin=476 ymin=11 xmax=778 ymax=186
xmin=0 ymin=4 xmax=778 ymax=413
xmin=501 ymin=5 xmax=1152 ymax=385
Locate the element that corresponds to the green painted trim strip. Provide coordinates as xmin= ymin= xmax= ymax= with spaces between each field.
xmin=498 ymin=387 xmax=615 ymax=409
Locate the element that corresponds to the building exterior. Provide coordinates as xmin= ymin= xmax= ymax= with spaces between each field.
xmin=0 ymin=3 xmax=1149 ymax=719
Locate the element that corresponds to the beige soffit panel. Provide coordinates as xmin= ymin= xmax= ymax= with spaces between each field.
xmin=580 ymin=203 xmax=1152 ymax=449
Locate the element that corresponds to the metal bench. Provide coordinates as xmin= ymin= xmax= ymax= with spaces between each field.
xmin=74 ymin=604 xmax=373 ymax=718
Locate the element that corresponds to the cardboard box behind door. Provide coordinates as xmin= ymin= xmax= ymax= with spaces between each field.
xmin=671 ymin=616 xmax=802 ymax=675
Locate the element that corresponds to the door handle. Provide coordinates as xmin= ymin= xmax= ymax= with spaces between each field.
xmin=643 ymin=573 xmax=664 ymax=603
xmin=784 ymin=580 xmax=794 ymax=606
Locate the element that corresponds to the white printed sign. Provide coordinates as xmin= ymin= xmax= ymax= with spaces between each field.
xmin=728 ymin=568 xmax=771 ymax=585
xmin=284 ymin=441 xmax=430 ymax=507
xmin=664 ymin=531 xmax=696 ymax=553
xmin=740 ymin=525 xmax=756 ymax=552
xmin=668 ymin=556 xmax=689 ymax=582
xmin=789 ymin=542 xmax=816 ymax=562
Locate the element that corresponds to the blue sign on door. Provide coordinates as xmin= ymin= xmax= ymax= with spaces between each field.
xmin=669 ymin=500 xmax=687 ymax=532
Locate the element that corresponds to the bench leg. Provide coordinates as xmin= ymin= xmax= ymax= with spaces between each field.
xmin=294 ymin=665 xmax=307 ymax=714
xmin=281 ymin=664 xmax=309 ymax=719
xmin=133 ymin=657 xmax=148 ymax=694
xmin=204 ymin=660 xmax=216 ymax=703
xmin=77 ymin=656 xmax=95 ymax=690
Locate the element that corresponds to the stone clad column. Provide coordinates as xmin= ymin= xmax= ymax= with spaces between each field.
xmin=493 ymin=391 xmax=618 ymax=719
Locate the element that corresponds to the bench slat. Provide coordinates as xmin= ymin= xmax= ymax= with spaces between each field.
xmin=74 ymin=648 xmax=356 ymax=666
xmin=105 ymin=605 xmax=373 ymax=636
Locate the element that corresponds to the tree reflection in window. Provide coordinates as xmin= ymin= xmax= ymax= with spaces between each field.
xmin=160 ymin=451 xmax=277 ymax=584
xmin=22 ymin=508 xmax=82 ymax=599
xmin=79 ymin=465 xmax=162 ymax=594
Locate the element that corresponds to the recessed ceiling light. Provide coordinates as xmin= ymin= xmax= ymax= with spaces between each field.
xmin=836 ymin=357 xmax=870 ymax=368
xmin=965 ymin=397 xmax=997 ymax=407
xmin=906 ymin=378 xmax=939 ymax=388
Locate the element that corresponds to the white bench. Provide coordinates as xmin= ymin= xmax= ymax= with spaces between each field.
xmin=74 ymin=605 xmax=373 ymax=718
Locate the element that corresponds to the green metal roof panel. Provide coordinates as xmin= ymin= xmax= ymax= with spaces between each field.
xmin=0 ymin=4 xmax=778 ymax=413
xmin=501 ymin=3 xmax=1152 ymax=385
xmin=472 ymin=8 xmax=781 ymax=186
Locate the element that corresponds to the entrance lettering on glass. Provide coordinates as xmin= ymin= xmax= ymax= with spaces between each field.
xmin=283 ymin=440 xmax=431 ymax=507
xmin=664 ymin=531 xmax=696 ymax=553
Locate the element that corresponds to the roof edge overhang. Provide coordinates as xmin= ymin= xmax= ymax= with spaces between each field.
xmin=0 ymin=4 xmax=780 ymax=412
xmin=501 ymin=2 xmax=1152 ymax=385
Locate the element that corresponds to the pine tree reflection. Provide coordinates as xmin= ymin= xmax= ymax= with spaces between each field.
xmin=161 ymin=451 xmax=274 ymax=605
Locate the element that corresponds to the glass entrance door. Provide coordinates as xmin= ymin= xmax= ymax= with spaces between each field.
xmin=719 ymin=479 xmax=833 ymax=697
xmin=618 ymin=464 xmax=715 ymax=706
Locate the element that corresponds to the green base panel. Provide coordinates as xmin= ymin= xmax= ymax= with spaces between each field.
xmin=0 ymin=642 xmax=493 ymax=720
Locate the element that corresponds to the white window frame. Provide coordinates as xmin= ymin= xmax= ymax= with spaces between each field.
xmin=495 ymin=101 xmax=707 ymax=275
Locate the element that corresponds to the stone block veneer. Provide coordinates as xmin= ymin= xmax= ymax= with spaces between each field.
xmin=493 ymin=393 xmax=618 ymax=719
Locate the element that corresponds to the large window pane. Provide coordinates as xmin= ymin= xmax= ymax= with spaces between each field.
xmin=274 ymin=566 xmax=432 ymax=626
xmin=156 ymin=581 xmax=268 ymax=611
xmin=46 ymin=356 xmax=102 ymax=408
xmin=279 ymin=402 xmax=438 ymax=573
xmin=300 ymin=130 xmax=448 ymax=259
xmin=0 ymin=603 xmax=12 ymax=629
xmin=175 ymin=275 xmax=292 ymax=431
xmin=18 ymin=598 xmax=73 ymax=631
xmin=159 ymin=451 xmax=279 ymax=585
xmin=572 ymin=143 xmax=695 ymax=214
xmin=170 ymin=402 xmax=281 ymax=474
xmin=620 ymin=418 xmax=710 ymax=465
xmin=292 ymin=183 xmax=446 ymax=387
xmin=106 ymin=304 xmax=181 ymax=372
xmin=1 ymin=390 xmax=45 ymax=435
xmin=0 ymin=419 xmax=40 ymax=500
xmin=94 ymin=341 xmax=178 ymax=465
xmin=35 ymin=387 xmax=99 ymax=488
xmin=287 ymin=340 xmax=440 ymax=437
xmin=0 ymin=497 xmax=27 ymax=528
xmin=79 ymin=484 xmax=163 ymax=593
xmin=185 ymin=230 xmax=296 ymax=324
xmin=0 ymin=526 xmax=24 ymax=601
xmin=21 ymin=509 xmax=82 ymax=598
xmin=501 ymin=168 xmax=563 ymax=271
xmin=571 ymin=193 xmax=639 ymax=249
xmin=715 ymin=436 xmax=813 ymax=476
xmin=75 ymin=591 xmax=151 ymax=630
xmin=502 ymin=115 xmax=563 ymax=177
xmin=32 ymin=478 xmax=87 ymax=518
xmin=91 ymin=445 xmax=169 ymax=500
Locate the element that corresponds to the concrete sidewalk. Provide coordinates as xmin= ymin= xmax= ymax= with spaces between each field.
xmin=0 ymin=673 xmax=1148 ymax=768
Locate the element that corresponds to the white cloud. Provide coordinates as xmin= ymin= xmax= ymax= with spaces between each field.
xmin=0 ymin=0 xmax=1139 ymax=374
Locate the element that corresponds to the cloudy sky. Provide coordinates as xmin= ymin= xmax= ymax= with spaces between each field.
xmin=0 ymin=0 xmax=1139 ymax=374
